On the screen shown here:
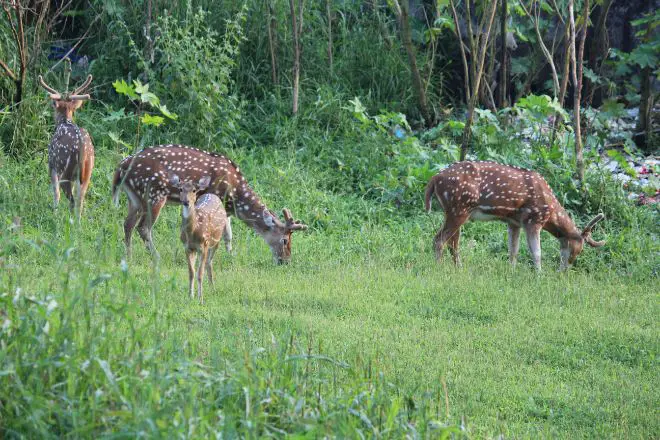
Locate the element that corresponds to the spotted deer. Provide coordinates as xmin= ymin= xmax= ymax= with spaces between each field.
xmin=424 ymin=161 xmax=605 ymax=270
xmin=39 ymin=74 xmax=94 ymax=219
xmin=111 ymin=145 xmax=307 ymax=263
xmin=171 ymin=174 xmax=230 ymax=302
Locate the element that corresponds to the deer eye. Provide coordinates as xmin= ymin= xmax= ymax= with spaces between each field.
xmin=280 ymin=238 xmax=288 ymax=245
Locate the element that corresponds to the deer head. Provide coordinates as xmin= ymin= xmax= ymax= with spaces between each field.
xmin=169 ymin=174 xmax=211 ymax=217
xmin=561 ymin=213 xmax=605 ymax=269
xmin=261 ymin=208 xmax=307 ymax=264
xmin=39 ymin=74 xmax=93 ymax=123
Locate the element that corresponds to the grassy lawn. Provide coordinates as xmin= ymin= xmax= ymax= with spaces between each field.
xmin=1 ymin=151 xmax=657 ymax=438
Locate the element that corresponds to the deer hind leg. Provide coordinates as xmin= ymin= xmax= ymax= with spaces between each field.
xmin=60 ymin=180 xmax=75 ymax=211
xmin=123 ymin=201 xmax=142 ymax=258
xmin=508 ymin=224 xmax=521 ymax=266
xmin=223 ymin=217 xmax=233 ymax=254
xmin=524 ymin=223 xmax=542 ymax=271
xmin=50 ymin=169 xmax=60 ymax=209
xmin=137 ymin=198 xmax=166 ymax=258
xmin=77 ymin=157 xmax=93 ymax=219
xmin=186 ymin=249 xmax=197 ymax=299
xmin=434 ymin=214 xmax=468 ymax=264
xmin=206 ymin=246 xmax=217 ymax=287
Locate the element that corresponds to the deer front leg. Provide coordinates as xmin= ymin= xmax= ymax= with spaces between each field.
xmin=434 ymin=214 xmax=468 ymax=264
xmin=525 ymin=224 xmax=542 ymax=271
xmin=50 ymin=169 xmax=60 ymax=209
xmin=508 ymin=224 xmax=521 ymax=266
xmin=197 ymin=246 xmax=209 ymax=303
xmin=186 ymin=249 xmax=197 ymax=299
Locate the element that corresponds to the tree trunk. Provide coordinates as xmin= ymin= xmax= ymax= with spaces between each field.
xmin=289 ymin=0 xmax=303 ymax=115
xmin=460 ymin=0 xmax=499 ymax=160
xmin=635 ymin=66 xmax=653 ymax=152
xmin=569 ymin=0 xmax=590 ymax=184
xmin=449 ymin=0 xmax=470 ymax=104
xmin=267 ymin=0 xmax=278 ymax=85
xmin=498 ymin=0 xmax=508 ymax=108
xmin=392 ymin=0 xmax=433 ymax=127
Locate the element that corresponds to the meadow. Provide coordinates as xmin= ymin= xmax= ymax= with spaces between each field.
xmin=1 ymin=143 xmax=657 ymax=438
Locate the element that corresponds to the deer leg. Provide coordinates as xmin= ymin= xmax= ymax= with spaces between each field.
xmin=124 ymin=202 xmax=141 ymax=258
xmin=206 ymin=246 xmax=217 ymax=287
xmin=448 ymin=227 xmax=463 ymax=266
xmin=197 ymin=246 xmax=209 ymax=303
xmin=524 ymin=224 xmax=542 ymax=271
xmin=434 ymin=214 xmax=468 ymax=264
xmin=186 ymin=249 xmax=196 ymax=299
xmin=223 ymin=217 xmax=233 ymax=254
xmin=138 ymin=198 xmax=166 ymax=258
xmin=60 ymin=180 xmax=75 ymax=211
xmin=50 ymin=169 xmax=60 ymax=209
xmin=508 ymin=224 xmax=521 ymax=266
xmin=74 ymin=179 xmax=82 ymax=222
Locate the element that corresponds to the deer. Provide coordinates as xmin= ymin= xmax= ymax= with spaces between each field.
xmin=170 ymin=174 xmax=230 ymax=303
xmin=38 ymin=73 xmax=94 ymax=220
xmin=424 ymin=161 xmax=605 ymax=271
xmin=111 ymin=145 xmax=307 ymax=263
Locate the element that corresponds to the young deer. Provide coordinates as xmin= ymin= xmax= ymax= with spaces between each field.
xmin=171 ymin=174 xmax=230 ymax=302
xmin=112 ymin=145 xmax=307 ymax=262
xmin=424 ymin=161 xmax=605 ymax=270
xmin=39 ymin=74 xmax=94 ymax=220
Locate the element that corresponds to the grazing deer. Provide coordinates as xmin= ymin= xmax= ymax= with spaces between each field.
xmin=424 ymin=161 xmax=605 ymax=270
xmin=171 ymin=174 xmax=230 ymax=302
xmin=39 ymin=74 xmax=94 ymax=219
xmin=111 ymin=145 xmax=307 ymax=263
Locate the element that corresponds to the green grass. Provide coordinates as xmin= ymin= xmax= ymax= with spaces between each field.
xmin=0 ymin=147 xmax=658 ymax=438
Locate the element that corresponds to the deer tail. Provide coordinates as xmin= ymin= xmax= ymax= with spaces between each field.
xmin=424 ymin=175 xmax=439 ymax=213
xmin=111 ymin=167 xmax=122 ymax=207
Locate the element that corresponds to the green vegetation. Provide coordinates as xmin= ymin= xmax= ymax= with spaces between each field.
xmin=1 ymin=0 xmax=658 ymax=437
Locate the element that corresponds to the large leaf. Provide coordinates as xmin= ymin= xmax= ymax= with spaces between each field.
xmin=112 ymin=80 xmax=137 ymax=100
xmin=141 ymin=114 xmax=165 ymax=127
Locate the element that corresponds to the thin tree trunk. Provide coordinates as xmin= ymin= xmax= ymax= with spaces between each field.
xmin=391 ymin=0 xmax=433 ymax=127
xmin=460 ymin=0 xmax=499 ymax=160
xmin=449 ymin=0 xmax=470 ymax=104
xmin=267 ymin=0 xmax=278 ymax=85
xmin=498 ymin=0 xmax=508 ymax=108
xmin=575 ymin=0 xmax=590 ymax=183
xmin=521 ymin=0 xmax=560 ymax=97
xmin=289 ymin=0 xmax=303 ymax=115
xmin=636 ymin=66 xmax=653 ymax=152
xmin=327 ymin=0 xmax=333 ymax=74
xmin=558 ymin=23 xmax=571 ymax=106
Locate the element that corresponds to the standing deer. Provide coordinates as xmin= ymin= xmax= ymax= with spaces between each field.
xmin=171 ymin=174 xmax=230 ymax=303
xmin=39 ymin=74 xmax=94 ymax=220
xmin=424 ymin=161 xmax=605 ymax=270
xmin=111 ymin=145 xmax=307 ymax=263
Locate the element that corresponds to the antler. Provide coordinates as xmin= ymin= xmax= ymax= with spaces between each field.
xmin=38 ymin=75 xmax=61 ymax=99
xmin=582 ymin=213 xmax=605 ymax=248
xmin=282 ymin=208 xmax=308 ymax=231
xmin=72 ymin=74 xmax=93 ymax=96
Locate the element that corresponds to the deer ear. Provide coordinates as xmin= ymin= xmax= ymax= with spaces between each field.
xmin=198 ymin=175 xmax=211 ymax=190
xmin=169 ymin=173 xmax=180 ymax=187
xmin=263 ymin=210 xmax=276 ymax=229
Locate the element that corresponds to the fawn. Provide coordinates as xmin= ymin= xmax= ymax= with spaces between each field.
xmin=171 ymin=174 xmax=231 ymax=302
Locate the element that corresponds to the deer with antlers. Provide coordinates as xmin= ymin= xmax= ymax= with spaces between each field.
xmin=39 ymin=73 xmax=94 ymax=219
xmin=425 ymin=161 xmax=605 ymax=270
xmin=112 ymin=145 xmax=307 ymax=263
xmin=171 ymin=174 xmax=230 ymax=302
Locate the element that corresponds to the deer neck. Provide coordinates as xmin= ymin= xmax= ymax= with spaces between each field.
xmin=229 ymin=184 xmax=273 ymax=233
xmin=546 ymin=207 xmax=581 ymax=241
xmin=181 ymin=202 xmax=199 ymax=237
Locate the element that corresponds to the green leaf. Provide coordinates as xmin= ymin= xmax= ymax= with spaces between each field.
xmin=133 ymin=80 xmax=149 ymax=95
xmin=112 ymin=80 xmax=137 ymax=100
xmin=141 ymin=114 xmax=165 ymax=127
xmin=157 ymin=104 xmax=178 ymax=120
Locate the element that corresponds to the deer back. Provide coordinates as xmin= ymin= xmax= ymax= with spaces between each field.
xmin=114 ymin=145 xmax=249 ymax=211
xmin=430 ymin=161 xmax=566 ymax=228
